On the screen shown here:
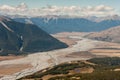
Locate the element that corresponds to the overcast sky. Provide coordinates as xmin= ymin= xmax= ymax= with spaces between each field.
xmin=0 ymin=0 xmax=119 ymax=16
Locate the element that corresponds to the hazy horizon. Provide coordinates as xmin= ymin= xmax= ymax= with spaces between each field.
xmin=0 ymin=0 xmax=119 ymax=16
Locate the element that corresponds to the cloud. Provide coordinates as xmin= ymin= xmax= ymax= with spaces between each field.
xmin=81 ymin=5 xmax=115 ymax=16
xmin=16 ymin=3 xmax=28 ymax=11
xmin=0 ymin=3 xmax=117 ymax=16
xmin=0 ymin=3 xmax=28 ymax=15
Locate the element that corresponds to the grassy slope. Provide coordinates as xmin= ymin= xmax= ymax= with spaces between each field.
xmin=19 ymin=57 xmax=120 ymax=80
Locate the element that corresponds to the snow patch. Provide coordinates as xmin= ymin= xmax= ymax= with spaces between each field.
xmin=19 ymin=36 xmax=23 ymax=51
xmin=0 ymin=48 xmax=3 ymax=53
xmin=0 ymin=21 xmax=14 ymax=32
xmin=25 ymin=18 xmax=33 ymax=24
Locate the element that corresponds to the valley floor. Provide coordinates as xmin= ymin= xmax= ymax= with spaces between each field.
xmin=1 ymin=32 xmax=120 ymax=80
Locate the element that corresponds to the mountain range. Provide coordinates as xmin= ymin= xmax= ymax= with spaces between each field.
xmin=11 ymin=15 xmax=120 ymax=34
xmin=1 ymin=14 xmax=120 ymax=55
xmin=0 ymin=16 xmax=68 ymax=56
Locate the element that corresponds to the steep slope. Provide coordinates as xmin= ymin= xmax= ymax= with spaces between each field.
xmin=13 ymin=16 xmax=120 ymax=34
xmin=0 ymin=16 xmax=68 ymax=56
xmin=86 ymin=26 xmax=120 ymax=43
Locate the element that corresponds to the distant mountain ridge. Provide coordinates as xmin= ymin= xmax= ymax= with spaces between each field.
xmin=0 ymin=16 xmax=68 ymax=56
xmin=86 ymin=26 xmax=120 ymax=43
xmin=86 ymin=15 xmax=120 ymax=22
xmin=11 ymin=15 xmax=120 ymax=34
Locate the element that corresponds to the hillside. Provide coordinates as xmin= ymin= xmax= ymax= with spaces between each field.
xmin=0 ymin=16 xmax=68 ymax=56
xmin=19 ymin=57 xmax=120 ymax=80
xmin=86 ymin=26 xmax=120 ymax=43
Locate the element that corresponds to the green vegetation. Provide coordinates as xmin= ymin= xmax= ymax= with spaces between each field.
xmin=19 ymin=57 xmax=120 ymax=80
xmin=46 ymin=62 xmax=91 ymax=75
xmin=88 ymin=57 xmax=120 ymax=66
xmin=88 ymin=57 xmax=120 ymax=72
xmin=49 ymin=71 xmax=120 ymax=80
xmin=19 ymin=62 xmax=91 ymax=79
